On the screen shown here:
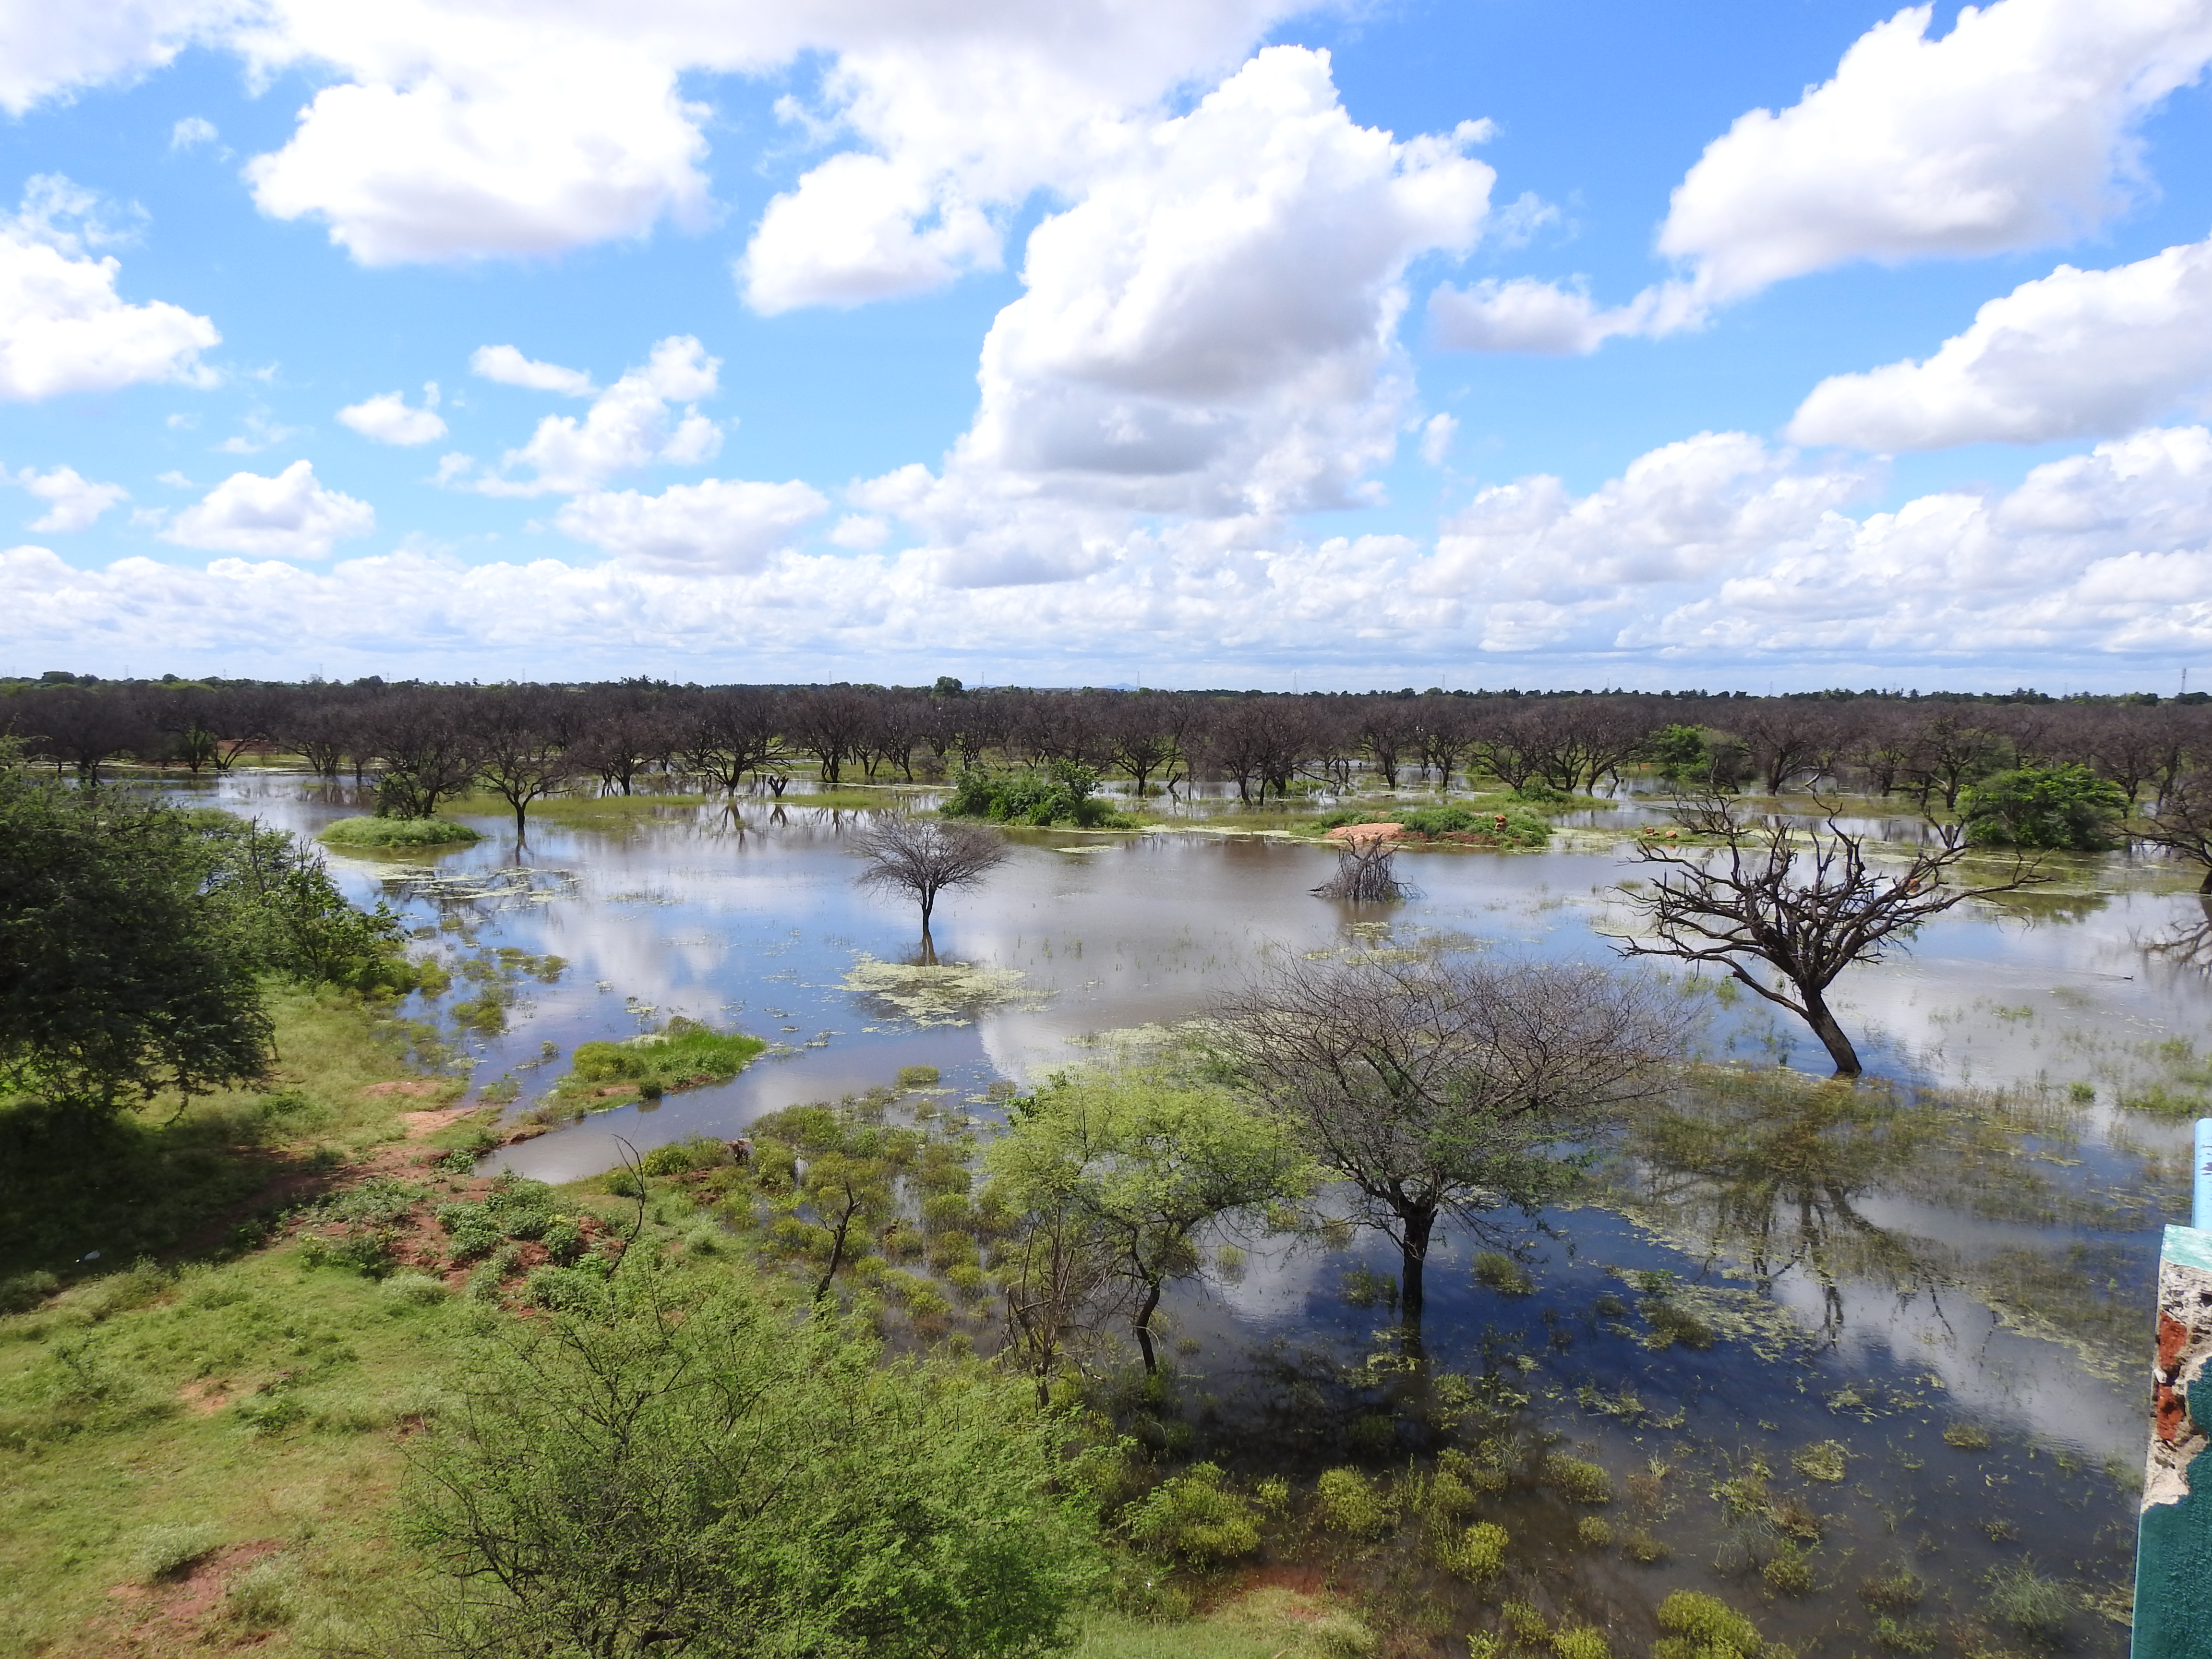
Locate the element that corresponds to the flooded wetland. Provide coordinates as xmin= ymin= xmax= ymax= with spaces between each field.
xmin=186 ymin=772 xmax=2212 ymax=1657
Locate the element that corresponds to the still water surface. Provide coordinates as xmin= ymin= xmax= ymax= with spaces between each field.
xmin=181 ymin=773 xmax=2212 ymax=1653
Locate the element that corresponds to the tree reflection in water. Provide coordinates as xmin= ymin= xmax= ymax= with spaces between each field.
xmin=1614 ymin=1072 xmax=1942 ymax=1345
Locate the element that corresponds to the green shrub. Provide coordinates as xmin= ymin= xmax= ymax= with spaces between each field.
xmin=1315 ymin=1467 xmax=1392 ymax=1536
xmin=0 ymin=1271 xmax=58 ymax=1313
xmin=525 ymin=1264 xmax=610 ymax=1313
xmin=131 ymin=1523 xmax=222 ymax=1583
xmin=1575 ymin=1516 xmax=1612 ymax=1548
xmin=1654 ymin=1592 xmax=1762 ymax=1659
xmin=1960 ymin=764 xmax=2128 ymax=850
xmin=1763 ymin=1547 xmax=1813 ymax=1595
xmin=896 ymin=1065 xmax=941 ymax=1088
xmin=1436 ymin=1520 xmax=1509 ymax=1580
xmin=298 ymin=1228 xmax=401 ymax=1278
xmin=1542 ymin=1455 xmax=1611 ymax=1504
xmin=381 ymin=1271 xmax=450 ymax=1307
xmin=1510 ymin=779 xmax=1569 ymax=805
xmin=1126 ymin=1463 xmax=1262 ymax=1564
xmin=225 ymin=1556 xmax=297 ymax=1628
xmin=943 ymin=761 xmax=1127 ymax=828
xmin=1552 ymin=1626 xmax=1609 ymax=1659
xmin=318 ymin=815 xmax=481 ymax=849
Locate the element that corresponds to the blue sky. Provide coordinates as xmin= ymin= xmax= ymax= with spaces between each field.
xmin=2 ymin=0 xmax=2211 ymax=690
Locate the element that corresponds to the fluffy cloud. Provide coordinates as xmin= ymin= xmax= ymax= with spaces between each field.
xmin=0 ymin=0 xmax=237 ymax=116
xmin=1790 ymin=235 xmax=2212 ymax=450
xmin=1436 ymin=0 xmax=2212 ymax=355
xmin=1662 ymin=0 xmax=2212 ymax=302
xmin=16 ymin=465 xmax=127 ymax=531
xmin=469 ymin=344 xmax=593 ymax=397
xmin=1418 ymin=413 xmax=1456 ymax=467
xmin=164 ymin=460 xmax=374 ymax=557
xmin=0 ymin=176 xmax=217 ymax=398
xmin=12 ymin=428 xmax=2212 ymax=678
xmin=465 ymin=337 xmax=719 ymax=496
xmin=337 ymin=384 xmax=446 ymax=445
xmin=554 ymin=477 xmax=829 ymax=571
xmin=942 ymin=48 xmax=1491 ymax=525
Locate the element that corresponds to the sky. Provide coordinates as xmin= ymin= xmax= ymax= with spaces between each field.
xmin=3 ymin=0 xmax=2212 ymax=691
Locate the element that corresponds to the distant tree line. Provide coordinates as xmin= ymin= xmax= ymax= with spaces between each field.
xmin=8 ymin=673 xmax=2212 ymax=825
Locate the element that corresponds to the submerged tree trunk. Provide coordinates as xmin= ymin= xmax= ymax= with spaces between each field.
xmin=1800 ymin=987 xmax=1862 ymax=1078
xmin=1133 ymin=1277 xmax=1164 ymax=1373
xmin=1398 ymin=1206 xmax=1436 ymax=1334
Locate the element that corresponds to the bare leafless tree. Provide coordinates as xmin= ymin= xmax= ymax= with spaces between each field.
xmin=1214 ymin=954 xmax=1676 ymax=1330
xmin=2136 ymin=768 xmax=2212 ymax=893
xmin=850 ymin=816 xmax=1009 ymax=957
xmin=995 ymin=1197 xmax=1134 ymax=1407
xmin=1314 ymin=838 xmax=1408 ymax=902
xmin=1611 ymin=795 xmax=2044 ymax=1077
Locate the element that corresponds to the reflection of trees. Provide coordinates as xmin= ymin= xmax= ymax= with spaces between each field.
xmin=2143 ymin=895 xmax=2212 ymax=980
xmin=1624 ymin=1076 xmax=1938 ymax=1343
xmin=1980 ymin=889 xmax=2111 ymax=928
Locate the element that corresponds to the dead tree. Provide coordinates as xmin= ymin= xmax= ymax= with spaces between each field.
xmin=1611 ymin=795 xmax=2043 ymax=1077
xmin=850 ymin=816 xmax=1008 ymax=960
xmin=1314 ymin=838 xmax=1408 ymax=902
xmin=2136 ymin=769 xmax=2212 ymax=893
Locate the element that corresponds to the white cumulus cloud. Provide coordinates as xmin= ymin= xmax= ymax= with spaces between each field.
xmin=1418 ymin=413 xmax=1457 ymax=467
xmin=164 ymin=460 xmax=374 ymax=558
xmin=0 ymin=0 xmax=239 ymax=117
xmin=0 ymin=176 xmax=217 ymax=398
xmin=337 ymin=383 xmax=446 ymax=445
xmin=16 ymin=465 xmax=128 ymax=531
xmin=949 ymin=47 xmax=1492 ymax=523
xmin=469 ymin=336 xmax=719 ymax=496
xmin=1790 ymin=234 xmax=2212 ymax=450
xmin=469 ymin=344 xmax=594 ymax=397
xmin=169 ymin=115 xmax=218 ymax=151
xmin=1437 ymin=0 xmax=2212 ymax=356
xmin=554 ymin=477 xmax=829 ymax=571
xmin=1662 ymin=0 xmax=2212 ymax=303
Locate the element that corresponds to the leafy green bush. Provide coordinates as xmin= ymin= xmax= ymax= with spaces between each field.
xmin=1654 ymin=1592 xmax=1763 ymax=1659
xmin=381 ymin=1272 xmax=450 ymax=1307
xmin=1315 ymin=1467 xmax=1391 ymax=1536
xmin=1436 ymin=1520 xmax=1509 ymax=1580
xmin=943 ymin=761 xmax=1127 ymax=828
xmin=1960 ymin=764 xmax=2128 ymax=850
xmin=524 ymin=1263 xmax=610 ymax=1313
xmin=318 ymin=815 xmax=481 ymax=849
xmin=1552 ymin=1625 xmax=1610 ymax=1659
xmin=1126 ymin=1463 xmax=1262 ymax=1564
xmin=435 ymin=1203 xmax=504 ymax=1262
xmin=1543 ymin=1455 xmax=1612 ymax=1504
xmin=402 ymin=1272 xmax=1103 ymax=1658
xmin=0 ymin=1270 xmax=58 ymax=1313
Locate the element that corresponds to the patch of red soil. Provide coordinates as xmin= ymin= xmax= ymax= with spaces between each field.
xmin=95 ymin=1541 xmax=285 ymax=1654
xmin=398 ymin=1106 xmax=469 ymax=1138
xmin=176 ymin=1378 xmax=236 ymax=1416
xmin=1324 ymin=822 xmax=1407 ymax=842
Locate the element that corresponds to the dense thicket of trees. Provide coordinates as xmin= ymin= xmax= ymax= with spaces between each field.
xmin=8 ymin=673 xmax=2212 ymax=830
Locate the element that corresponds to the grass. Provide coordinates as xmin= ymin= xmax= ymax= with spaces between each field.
xmin=317 ymin=816 xmax=480 ymax=850
xmin=0 ymin=983 xmax=462 ymax=1280
xmin=522 ymin=790 xmax=711 ymax=826
xmin=539 ymin=1022 xmax=767 ymax=1113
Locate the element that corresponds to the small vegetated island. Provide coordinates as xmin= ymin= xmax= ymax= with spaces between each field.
xmin=540 ymin=1017 xmax=767 ymax=1113
xmin=317 ymin=814 xmax=481 ymax=850
xmin=1318 ymin=799 xmax=1554 ymax=848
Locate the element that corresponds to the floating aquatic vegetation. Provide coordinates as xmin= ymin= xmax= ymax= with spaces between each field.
xmin=841 ymin=955 xmax=1049 ymax=1026
xmin=376 ymin=864 xmax=577 ymax=910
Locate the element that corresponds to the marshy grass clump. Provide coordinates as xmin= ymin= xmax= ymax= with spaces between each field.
xmin=1943 ymin=1420 xmax=1993 ymax=1450
xmin=1575 ymin=1516 xmax=1612 ymax=1549
xmin=1126 ymin=1463 xmax=1262 ymax=1565
xmin=1859 ymin=1565 xmax=1927 ymax=1612
xmin=1472 ymin=1251 xmax=1535 ymax=1297
xmin=1551 ymin=1624 xmax=1611 ymax=1659
xmin=318 ymin=815 xmax=481 ymax=850
xmin=1984 ymin=1563 xmax=2072 ymax=1639
xmin=1762 ymin=1546 xmax=1815 ymax=1595
xmin=1653 ymin=1592 xmax=1766 ymax=1659
xmin=1791 ymin=1441 xmax=1848 ymax=1483
xmin=130 ymin=1523 xmax=222 ymax=1584
xmin=225 ymin=1557 xmax=297 ymax=1630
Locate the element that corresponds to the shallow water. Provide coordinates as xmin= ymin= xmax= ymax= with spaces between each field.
xmin=176 ymin=772 xmax=2212 ymax=1653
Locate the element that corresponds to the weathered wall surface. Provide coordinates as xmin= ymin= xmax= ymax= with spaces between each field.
xmin=2134 ymin=1226 xmax=2212 ymax=1658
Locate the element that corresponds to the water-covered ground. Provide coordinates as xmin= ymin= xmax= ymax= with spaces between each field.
xmin=175 ymin=772 xmax=2212 ymax=1653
